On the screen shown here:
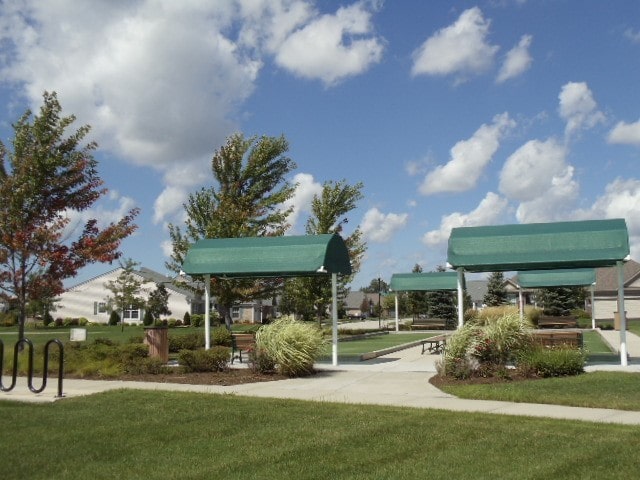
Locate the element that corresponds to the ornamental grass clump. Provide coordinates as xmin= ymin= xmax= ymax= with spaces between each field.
xmin=438 ymin=311 xmax=534 ymax=379
xmin=256 ymin=316 xmax=324 ymax=377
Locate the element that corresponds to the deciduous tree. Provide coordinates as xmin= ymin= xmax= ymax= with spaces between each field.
xmin=0 ymin=92 xmax=139 ymax=341
xmin=104 ymin=259 xmax=144 ymax=331
xmin=167 ymin=133 xmax=296 ymax=328
xmin=280 ymin=180 xmax=365 ymax=323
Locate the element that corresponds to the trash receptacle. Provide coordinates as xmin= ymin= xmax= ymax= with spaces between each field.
xmin=613 ymin=311 xmax=628 ymax=331
xmin=144 ymin=327 xmax=169 ymax=362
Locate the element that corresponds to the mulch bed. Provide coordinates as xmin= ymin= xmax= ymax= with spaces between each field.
xmin=67 ymin=369 xmax=290 ymax=386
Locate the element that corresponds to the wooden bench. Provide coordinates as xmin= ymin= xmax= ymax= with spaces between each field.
xmin=533 ymin=330 xmax=583 ymax=349
xmin=412 ymin=317 xmax=448 ymax=330
xmin=537 ymin=315 xmax=577 ymax=329
xmin=231 ymin=333 xmax=256 ymax=364
xmin=421 ymin=334 xmax=448 ymax=354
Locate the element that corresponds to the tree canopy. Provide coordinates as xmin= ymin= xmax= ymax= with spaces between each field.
xmin=279 ymin=180 xmax=365 ymax=322
xmin=0 ymin=92 xmax=139 ymax=340
xmin=483 ymin=271 xmax=509 ymax=307
xmin=167 ymin=133 xmax=297 ymax=327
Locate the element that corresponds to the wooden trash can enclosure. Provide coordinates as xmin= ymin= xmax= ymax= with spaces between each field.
xmin=144 ymin=327 xmax=169 ymax=362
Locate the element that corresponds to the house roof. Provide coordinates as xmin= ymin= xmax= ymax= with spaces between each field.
xmin=389 ymin=272 xmax=458 ymax=291
xmin=181 ymin=234 xmax=352 ymax=278
xmin=516 ymin=268 xmax=596 ymax=288
xmin=447 ymin=219 xmax=630 ymax=272
xmin=466 ymin=280 xmax=488 ymax=303
xmin=595 ymin=259 xmax=640 ymax=292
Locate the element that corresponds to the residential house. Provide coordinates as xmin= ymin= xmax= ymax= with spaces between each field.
xmin=56 ymin=267 xmax=201 ymax=324
xmin=342 ymin=291 xmax=375 ymax=318
xmin=592 ymin=259 xmax=640 ymax=321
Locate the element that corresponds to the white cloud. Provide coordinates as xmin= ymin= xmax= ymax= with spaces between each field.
xmin=281 ymin=173 xmax=323 ymax=230
xmin=0 ymin=0 xmax=259 ymax=222
xmin=361 ymin=207 xmax=409 ymax=243
xmin=411 ymin=7 xmax=499 ymax=78
xmin=63 ymin=191 xmax=137 ymax=238
xmin=0 ymin=0 xmax=384 ymax=227
xmin=153 ymin=187 xmax=189 ymax=225
xmin=496 ymin=34 xmax=533 ymax=83
xmin=499 ymin=138 xmax=567 ymax=201
xmin=575 ymin=178 xmax=640 ymax=260
xmin=419 ymin=113 xmax=515 ymax=195
xmin=608 ymin=119 xmax=640 ymax=146
xmin=274 ymin=1 xmax=385 ymax=86
xmin=422 ymin=192 xmax=508 ymax=246
xmin=558 ymin=82 xmax=605 ymax=139
xmin=499 ymin=137 xmax=578 ymax=223
xmin=625 ymin=28 xmax=640 ymax=44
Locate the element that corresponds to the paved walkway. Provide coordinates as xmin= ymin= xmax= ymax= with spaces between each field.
xmin=3 ymin=330 xmax=640 ymax=426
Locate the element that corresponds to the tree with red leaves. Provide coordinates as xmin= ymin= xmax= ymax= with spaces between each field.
xmin=0 ymin=92 xmax=139 ymax=342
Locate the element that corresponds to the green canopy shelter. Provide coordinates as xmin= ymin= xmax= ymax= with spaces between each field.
xmin=181 ymin=234 xmax=352 ymax=366
xmin=447 ymin=219 xmax=631 ymax=366
xmin=389 ymin=272 xmax=459 ymax=331
xmin=515 ymin=268 xmax=597 ymax=327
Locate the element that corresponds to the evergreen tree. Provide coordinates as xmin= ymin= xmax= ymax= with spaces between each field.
xmin=483 ymin=272 xmax=508 ymax=306
xmin=426 ymin=266 xmax=457 ymax=329
xmin=538 ymin=286 xmax=584 ymax=316
xmin=406 ymin=264 xmax=429 ymax=319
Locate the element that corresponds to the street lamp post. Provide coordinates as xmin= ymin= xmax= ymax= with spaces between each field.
xmin=378 ymin=277 xmax=381 ymax=329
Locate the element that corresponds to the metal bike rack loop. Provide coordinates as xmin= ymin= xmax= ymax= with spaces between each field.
xmin=0 ymin=338 xmax=64 ymax=398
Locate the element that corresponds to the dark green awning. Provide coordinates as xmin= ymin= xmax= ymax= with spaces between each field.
xmin=447 ymin=219 xmax=629 ymax=272
xmin=390 ymin=272 xmax=458 ymax=291
xmin=181 ymin=234 xmax=352 ymax=277
xmin=517 ymin=268 xmax=596 ymax=288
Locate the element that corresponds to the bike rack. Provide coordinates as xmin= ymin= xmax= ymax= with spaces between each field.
xmin=0 ymin=338 xmax=64 ymax=398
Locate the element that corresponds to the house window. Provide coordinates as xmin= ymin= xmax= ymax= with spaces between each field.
xmin=124 ymin=308 xmax=139 ymax=319
xmin=231 ymin=307 xmax=240 ymax=319
xmin=94 ymin=301 xmax=108 ymax=315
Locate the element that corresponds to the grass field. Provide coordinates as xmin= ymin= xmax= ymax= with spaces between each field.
xmin=1 ymin=390 xmax=639 ymax=480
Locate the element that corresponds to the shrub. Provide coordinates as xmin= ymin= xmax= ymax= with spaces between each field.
xmin=212 ymin=326 xmax=232 ymax=347
xmin=183 ymin=311 xmax=191 ymax=326
xmin=256 ymin=316 xmax=324 ymax=377
xmin=143 ymin=310 xmax=154 ymax=326
xmin=178 ymin=347 xmax=230 ymax=372
xmin=248 ymin=347 xmax=276 ymax=374
xmin=169 ymin=332 xmax=203 ymax=352
xmin=517 ymin=345 xmax=587 ymax=378
xmin=440 ymin=311 xmax=533 ymax=380
xmin=108 ymin=311 xmax=120 ymax=326
xmin=191 ymin=314 xmax=203 ymax=328
xmin=526 ymin=307 xmax=543 ymax=327
xmin=43 ymin=312 xmax=53 ymax=327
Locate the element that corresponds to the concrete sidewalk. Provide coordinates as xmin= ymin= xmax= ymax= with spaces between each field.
xmin=3 ymin=330 xmax=640 ymax=426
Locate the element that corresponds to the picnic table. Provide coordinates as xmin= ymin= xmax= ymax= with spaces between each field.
xmin=421 ymin=334 xmax=448 ymax=354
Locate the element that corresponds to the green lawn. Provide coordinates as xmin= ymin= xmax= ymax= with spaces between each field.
xmin=1 ymin=390 xmax=639 ymax=480
xmin=437 ymin=371 xmax=640 ymax=411
xmin=319 ymin=332 xmax=434 ymax=361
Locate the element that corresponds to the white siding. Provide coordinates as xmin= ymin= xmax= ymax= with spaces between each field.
xmin=57 ymin=269 xmax=193 ymax=324
xmin=594 ymin=298 xmax=640 ymax=320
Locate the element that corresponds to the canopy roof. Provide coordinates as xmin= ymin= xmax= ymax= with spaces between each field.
xmin=517 ymin=268 xmax=596 ymax=288
xmin=181 ymin=234 xmax=352 ymax=277
xmin=390 ymin=272 xmax=458 ymax=291
xmin=447 ymin=219 xmax=629 ymax=272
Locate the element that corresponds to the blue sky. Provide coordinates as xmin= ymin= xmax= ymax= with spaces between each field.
xmin=1 ymin=0 xmax=639 ymax=289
